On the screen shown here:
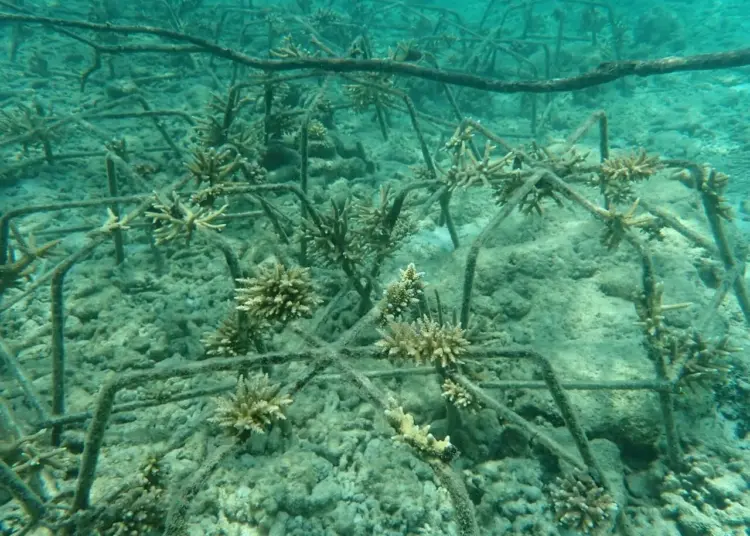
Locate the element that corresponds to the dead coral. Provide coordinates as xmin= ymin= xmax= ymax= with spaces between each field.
xmin=209 ymin=373 xmax=292 ymax=436
xmin=235 ymin=263 xmax=320 ymax=324
xmin=377 ymin=316 xmax=468 ymax=368
xmin=550 ymin=470 xmax=618 ymax=536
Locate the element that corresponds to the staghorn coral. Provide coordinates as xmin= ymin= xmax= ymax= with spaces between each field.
xmin=599 ymin=199 xmax=660 ymax=250
xmin=303 ymin=198 xmax=361 ymax=268
xmin=309 ymin=7 xmax=344 ymax=31
xmin=441 ymin=378 xmax=477 ymax=412
xmin=209 ymin=373 xmax=292 ymax=436
xmin=593 ymin=149 xmax=661 ymax=205
xmin=306 ymin=119 xmax=327 ymax=141
xmin=190 ymin=183 xmax=231 ymax=208
xmin=634 ymin=280 xmax=691 ymax=338
xmin=523 ymin=141 xmax=591 ymax=178
xmin=201 ymin=312 xmax=268 ymax=357
xmin=294 ymin=119 xmax=329 ymax=147
xmin=351 ymin=185 xmax=416 ymax=259
xmin=146 ymin=191 xmax=226 ymax=245
xmin=304 ymin=190 xmax=414 ymax=275
xmin=384 ymin=406 xmax=458 ymax=462
xmin=1 ymin=235 xmax=58 ymax=294
xmin=265 ymin=106 xmax=301 ymax=140
xmin=270 ymin=34 xmax=313 ymax=59
xmin=550 ymin=470 xmax=618 ymax=535
xmin=0 ymin=102 xmax=58 ymax=155
xmin=235 ymin=263 xmax=320 ymax=324
xmin=492 ymin=169 xmax=565 ymax=215
xmin=443 ymin=136 xmax=512 ymax=189
xmin=344 ymin=72 xmax=396 ymax=111
xmin=377 ymin=316 xmax=468 ymax=368
xmin=226 ymin=122 xmax=264 ymax=161
xmin=186 ymin=145 xmax=243 ymax=186
xmin=600 ymin=149 xmax=661 ymax=182
xmin=440 ymin=130 xmax=567 ymax=214
xmin=675 ymin=331 xmax=737 ymax=388
xmin=238 ymin=159 xmax=267 ymax=184
xmin=376 ymin=263 xmax=426 ymax=325
xmin=99 ymin=487 xmax=166 ymax=536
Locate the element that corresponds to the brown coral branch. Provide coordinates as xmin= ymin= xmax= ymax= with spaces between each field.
xmin=2 ymin=14 xmax=750 ymax=94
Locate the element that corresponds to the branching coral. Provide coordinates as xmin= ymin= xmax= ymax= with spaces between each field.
xmin=0 ymin=234 xmax=58 ymax=294
xmin=442 ymin=132 xmax=512 ymax=189
xmin=186 ymin=145 xmax=243 ymax=186
xmin=634 ymin=280 xmax=691 ymax=337
xmin=675 ymin=332 xmax=737 ymax=388
xmin=441 ymin=378 xmax=477 ymax=412
xmin=600 ymin=199 xmax=661 ymax=250
xmin=235 ymin=263 xmax=320 ymax=324
xmin=344 ymin=72 xmax=396 ymax=111
xmin=493 ymin=170 xmax=565 ymax=215
xmin=550 ymin=470 xmax=618 ymax=535
xmin=303 ymin=198 xmax=361 ymax=267
xmin=376 ymin=263 xmax=426 ymax=325
xmin=0 ymin=102 xmax=58 ymax=156
xmin=377 ymin=316 xmax=468 ymax=368
xmin=352 ymin=185 xmax=416 ymax=259
xmin=592 ymin=149 xmax=661 ymax=205
xmin=192 ymin=89 xmax=250 ymax=148
xmin=698 ymin=168 xmax=733 ymax=221
xmin=441 ymin=129 xmax=566 ymax=214
xmin=146 ymin=191 xmax=227 ymax=245
xmin=600 ymin=149 xmax=661 ymax=183
xmin=209 ymin=373 xmax=292 ymax=436
xmin=384 ymin=406 xmax=458 ymax=462
xmin=98 ymin=455 xmax=169 ymax=535
xmin=265 ymin=106 xmax=301 ymax=140
xmin=201 ymin=312 xmax=268 ymax=357
xmin=523 ymin=142 xmax=591 ymax=178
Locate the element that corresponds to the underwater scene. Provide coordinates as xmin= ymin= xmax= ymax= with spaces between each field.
xmin=1 ymin=0 xmax=750 ymax=534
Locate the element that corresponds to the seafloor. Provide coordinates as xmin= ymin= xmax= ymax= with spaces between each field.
xmin=1 ymin=0 xmax=750 ymax=535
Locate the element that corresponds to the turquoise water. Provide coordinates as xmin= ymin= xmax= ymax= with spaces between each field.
xmin=1 ymin=1 xmax=750 ymax=535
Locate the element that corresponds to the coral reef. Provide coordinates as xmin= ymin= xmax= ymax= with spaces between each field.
xmin=2 ymin=2 xmax=750 ymax=536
